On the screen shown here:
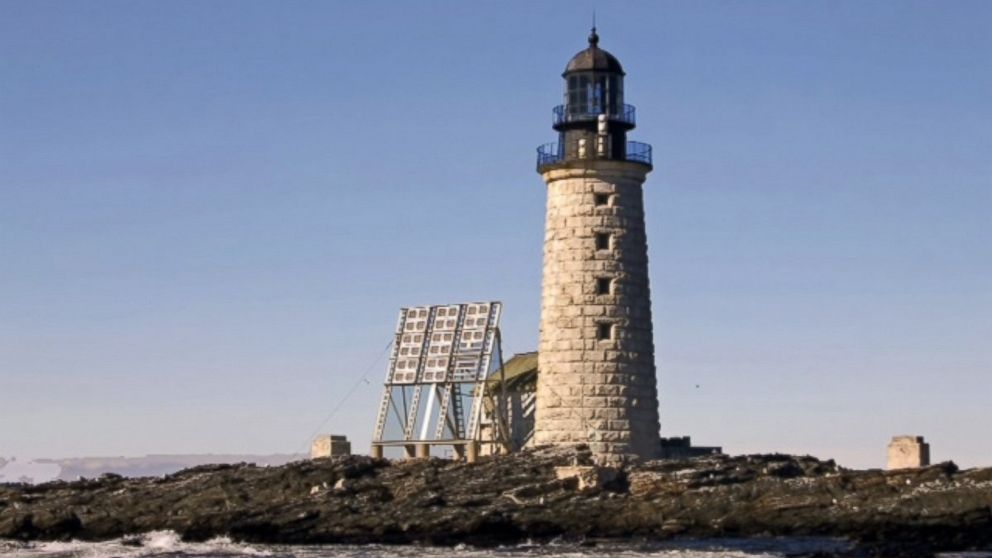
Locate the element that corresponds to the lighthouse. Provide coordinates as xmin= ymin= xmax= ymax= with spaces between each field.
xmin=534 ymin=28 xmax=661 ymax=463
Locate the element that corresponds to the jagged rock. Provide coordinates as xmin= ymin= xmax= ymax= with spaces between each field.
xmin=553 ymin=466 xmax=617 ymax=492
xmin=0 ymin=448 xmax=990 ymax=557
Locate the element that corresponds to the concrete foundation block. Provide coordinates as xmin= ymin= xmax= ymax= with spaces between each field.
xmin=310 ymin=435 xmax=351 ymax=459
xmin=887 ymin=435 xmax=931 ymax=470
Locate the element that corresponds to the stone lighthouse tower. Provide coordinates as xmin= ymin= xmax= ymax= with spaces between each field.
xmin=534 ymin=29 xmax=661 ymax=463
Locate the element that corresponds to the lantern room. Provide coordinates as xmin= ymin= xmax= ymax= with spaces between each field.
xmin=538 ymin=29 xmax=651 ymax=171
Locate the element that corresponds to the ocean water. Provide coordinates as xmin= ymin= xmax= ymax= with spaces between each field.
xmin=2 ymin=532 xmax=990 ymax=558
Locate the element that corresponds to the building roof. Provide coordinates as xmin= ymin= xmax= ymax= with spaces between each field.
xmin=564 ymin=29 xmax=625 ymax=76
xmin=486 ymin=351 xmax=538 ymax=390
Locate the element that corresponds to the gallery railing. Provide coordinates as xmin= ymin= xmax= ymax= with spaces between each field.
xmin=625 ymin=141 xmax=653 ymax=166
xmin=552 ymin=103 xmax=636 ymax=127
xmin=536 ymin=141 xmax=653 ymax=170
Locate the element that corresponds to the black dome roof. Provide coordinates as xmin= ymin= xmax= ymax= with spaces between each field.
xmin=563 ymin=29 xmax=625 ymax=76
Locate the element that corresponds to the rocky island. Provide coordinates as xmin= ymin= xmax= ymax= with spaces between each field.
xmin=2 ymin=446 xmax=991 ymax=557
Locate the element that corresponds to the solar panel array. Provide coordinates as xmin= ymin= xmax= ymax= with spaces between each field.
xmin=387 ymin=302 xmax=501 ymax=385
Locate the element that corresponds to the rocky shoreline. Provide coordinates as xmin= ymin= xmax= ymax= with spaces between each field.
xmin=1 ymin=446 xmax=991 ymax=557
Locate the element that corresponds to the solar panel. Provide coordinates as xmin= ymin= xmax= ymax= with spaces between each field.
xmin=385 ymin=302 xmax=502 ymax=385
xmin=374 ymin=301 xmax=504 ymax=448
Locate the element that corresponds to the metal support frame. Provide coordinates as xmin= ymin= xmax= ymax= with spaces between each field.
xmin=371 ymin=302 xmax=503 ymax=459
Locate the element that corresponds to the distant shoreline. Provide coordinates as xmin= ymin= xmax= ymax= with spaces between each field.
xmin=0 ymin=454 xmax=305 ymax=484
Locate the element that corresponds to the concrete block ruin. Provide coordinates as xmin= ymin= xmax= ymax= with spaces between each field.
xmin=311 ymin=435 xmax=351 ymax=459
xmin=887 ymin=435 xmax=930 ymax=470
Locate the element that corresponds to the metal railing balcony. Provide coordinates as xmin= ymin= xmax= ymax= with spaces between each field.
xmin=536 ymin=141 xmax=653 ymax=170
xmin=536 ymin=142 xmax=564 ymax=168
xmin=625 ymin=141 xmax=653 ymax=166
xmin=553 ymin=104 xmax=636 ymax=127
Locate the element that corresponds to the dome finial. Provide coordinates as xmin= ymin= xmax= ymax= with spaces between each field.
xmin=589 ymin=10 xmax=599 ymax=46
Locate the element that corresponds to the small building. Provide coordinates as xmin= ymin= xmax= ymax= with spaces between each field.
xmin=659 ymin=436 xmax=722 ymax=459
xmin=479 ymin=352 xmax=537 ymax=456
xmin=311 ymin=435 xmax=351 ymax=459
xmin=887 ymin=435 xmax=930 ymax=470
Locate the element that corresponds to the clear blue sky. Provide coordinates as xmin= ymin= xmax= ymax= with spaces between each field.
xmin=1 ymin=1 xmax=989 ymax=469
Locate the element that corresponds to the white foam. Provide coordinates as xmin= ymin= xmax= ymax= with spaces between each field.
xmin=0 ymin=530 xmax=280 ymax=558
xmin=140 ymin=530 xmax=182 ymax=550
xmin=0 ymin=536 xmax=869 ymax=558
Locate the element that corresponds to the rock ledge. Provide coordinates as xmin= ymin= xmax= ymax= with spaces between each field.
xmin=2 ymin=446 xmax=990 ymax=557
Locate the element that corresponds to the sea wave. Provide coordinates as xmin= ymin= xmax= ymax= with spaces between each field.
xmin=1 ymin=532 xmax=988 ymax=558
xmin=0 ymin=531 xmax=281 ymax=558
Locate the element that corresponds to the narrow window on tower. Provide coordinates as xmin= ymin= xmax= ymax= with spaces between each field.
xmin=594 ymin=193 xmax=610 ymax=207
xmin=596 ymin=277 xmax=612 ymax=295
xmin=597 ymin=322 xmax=614 ymax=341
xmin=595 ymin=232 xmax=611 ymax=250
